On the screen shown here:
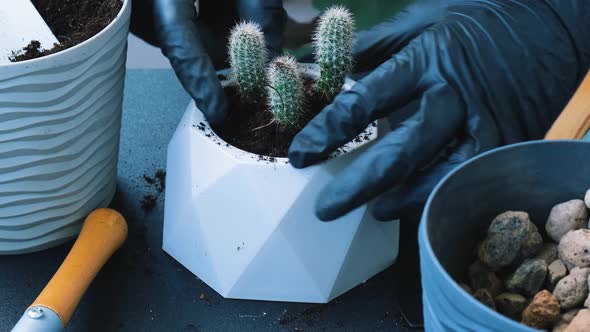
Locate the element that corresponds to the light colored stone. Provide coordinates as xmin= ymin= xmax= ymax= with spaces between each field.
xmin=536 ymin=243 xmax=559 ymax=265
xmin=478 ymin=211 xmax=539 ymax=269
xmin=553 ymin=267 xmax=590 ymax=309
xmin=584 ymin=189 xmax=590 ymax=209
xmin=558 ymin=229 xmax=590 ymax=270
xmin=506 ymin=258 xmax=547 ymax=296
xmin=494 ymin=293 xmax=528 ymax=320
xmin=564 ymin=309 xmax=590 ymax=332
xmin=546 ymin=200 xmax=588 ymax=242
xmin=522 ymin=290 xmax=561 ymax=329
xmin=547 ymin=259 xmax=568 ymax=290
xmin=473 ymin=288 xmax=496 ymax=310
xmin=468 ymin=261 xmax=503 ymax=296
xmin=553 ymin=309 xmax=581 ymax=332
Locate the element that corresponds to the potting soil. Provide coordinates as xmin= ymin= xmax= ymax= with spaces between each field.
xmin=12 ymin=0 xmax=122 ymax=61
xmin=213 ymin=83 xmax=332 ymax=158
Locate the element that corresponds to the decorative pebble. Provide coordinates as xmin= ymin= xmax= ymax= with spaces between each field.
xmin=558 ymin=229 xmax=590 ymax=270
xmin=552 ymin=309 xmax=580 ymax=332
xmin=584 ymin=189 xmax=590 ymax=209
xmin=494 ymin=293 xmax=528 ymax=320
xmin=506 ymin=258 xmax=548 ymax=296
xmin=546 ymin=200 xmax=588 ymax=242
xmin=468 ymin=261 xmax=503 ymax=297
xmin=478 ymin=211 xmax=540 ymax=269
xmin=564 ymin=309 xmax=590 ymax=332
xmin=536 ymin=243 xmax=559 ymax=265
xmin=584 ymin=276 xmax=590 ymax=309
xmin=518 ymin=222 xmax=544 ymax=262
xmin=547 ymin=259 xmax=568 ymax=290
xmin=553 ymin=267 xmax=590 ymax=309
xmin=473 ymin=288 xmax=496 ymax=310
xmin=521 ymin=290 xmax=561 ymax=329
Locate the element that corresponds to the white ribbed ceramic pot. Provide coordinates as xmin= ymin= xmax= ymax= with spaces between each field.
xmin=0 ymin=0 xmax=130 ymax=254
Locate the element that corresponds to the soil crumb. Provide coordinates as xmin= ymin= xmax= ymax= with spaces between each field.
xmin=140 ymin=169 xmax=166 ymax=213
xmin=140 ymin=194 xmax=157 ymax=213
xmin=11 ymin=0 xmax=123 ymax=62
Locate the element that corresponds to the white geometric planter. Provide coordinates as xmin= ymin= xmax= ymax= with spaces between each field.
xmin=163 ymin=65 xmax=400 ymax=303
xmin=0 ymin=0 xmax=130 ymax=254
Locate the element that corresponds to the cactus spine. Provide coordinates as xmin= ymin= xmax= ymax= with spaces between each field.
xmin=313 ymin=6 xmax=355 ymax=99
xmin=267 ymin=56 xmax=304 ymax=127
xmin=228 ymin=21 xmax=268 ymax=101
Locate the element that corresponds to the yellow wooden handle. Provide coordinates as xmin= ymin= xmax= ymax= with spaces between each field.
xmin=30 ymin=208 xmax=127 ymax=326
xmin=545 ymin=71 xmax=590 ymax=140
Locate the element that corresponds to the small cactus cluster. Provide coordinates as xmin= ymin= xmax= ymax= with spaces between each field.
xmin=313 ymin=6 xmax=355 ymax=99
xmin=227 ymin=6 xmax=355 ymax=128
xmin=228 ymin=22 xmax=268 ymax=101
xmin=267 ymin=56 xmax=304 ymax=127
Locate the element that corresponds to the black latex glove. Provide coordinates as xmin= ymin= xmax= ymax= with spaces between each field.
xmin=288 ymin=0 xmax=590 ymax=222
xmin=130 ymin=0 xmax=286 ymax=126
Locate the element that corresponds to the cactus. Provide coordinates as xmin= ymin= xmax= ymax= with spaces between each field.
xmin=313 ymin=6 xmax=355 ymax=99
xmin=267 ymin=55 xmax=304 ymax=127
xmin=228 ymin=21 xmax=268 ymax=101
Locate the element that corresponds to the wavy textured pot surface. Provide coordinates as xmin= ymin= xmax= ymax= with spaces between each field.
xmin=0 ymin=0 xmax=130 ymax=254
xmin=164 ymin=64 xmax=400 ymax=302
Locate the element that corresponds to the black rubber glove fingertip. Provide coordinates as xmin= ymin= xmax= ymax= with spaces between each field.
xmin=372 ymin=204 xmax=400 ymax=222
xmin=288 ymin=139 xmax=318 ymax=169
xmin=315 ymin=204 xmax=339 ymax=222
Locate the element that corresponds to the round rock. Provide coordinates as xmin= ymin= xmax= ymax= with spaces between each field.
xmin=585 ymin=189 xmax=590 ymax=209
xmin=552 ymin=309 xmax=580 ymax=332
xmin=553 ymin=267 xmax=590 ymax=310
xmin=564 ymin=309 xmax=590 ymax=332
xmin=535 ymin=242 xmax=559 ymax=265
xmin=473 ymin=288 xmax=496 ymax=310
xmin=558 ymin=229 xmax=590 ymax=270
xmin=546 ymin=199 xmax=588 ymax=242
xmin=478 ymin=211 xmax=539 ymax=269
xmin=494 ymin=293 xmax=528 ymax=320
xmin=547 ymin=259 xmax=568 ymax=291
xmin=521 ymin=290 xmax=561 ymax=329
xmin=506 ymin=258 xmax=547 ymax=296
xmin=468 ymin=261 xmax=503 ymax=296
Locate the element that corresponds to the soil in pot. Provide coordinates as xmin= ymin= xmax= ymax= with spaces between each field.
xmin=11 ymin=0 xmax=122 ymax=62
xmin=212 ymin=82 xmax=373 ymax=158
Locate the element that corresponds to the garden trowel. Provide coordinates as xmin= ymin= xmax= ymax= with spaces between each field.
xmin=0 ymin=0 xmax=59 ymax=64
xmin=11 ymin=209 xmax=127 ymax=332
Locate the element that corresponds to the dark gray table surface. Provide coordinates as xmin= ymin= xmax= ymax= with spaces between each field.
xmin=0 ymin=70 xmax=423 ymax=332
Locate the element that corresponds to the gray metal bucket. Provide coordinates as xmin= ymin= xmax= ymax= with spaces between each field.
xmin=419 ymin=140 xmax=590 ymax=331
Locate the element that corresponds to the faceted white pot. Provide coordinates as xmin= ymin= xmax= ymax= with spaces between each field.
xmin=0 ymin=0 xmax=130 ymax=254
xmin=163 ymin=64 xmax=400 ymax=303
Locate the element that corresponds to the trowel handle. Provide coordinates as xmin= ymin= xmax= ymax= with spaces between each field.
xmin=12 ymin=209 xmax=127 ymax=332
xmin=545 ymin=70 xmax=590 ymax=140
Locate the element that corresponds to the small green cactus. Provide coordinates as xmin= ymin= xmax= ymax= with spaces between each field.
xmin=267 ymin=55 xmax=304 ymax=127
xmin=228 ymin=21 xmax=268 ymax=101
xmin=313 ymin=6 xmax=355 ymax=99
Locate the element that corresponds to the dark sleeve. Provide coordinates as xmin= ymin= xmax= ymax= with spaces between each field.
xmin=130 ymin=0 xmax=159 ymax=47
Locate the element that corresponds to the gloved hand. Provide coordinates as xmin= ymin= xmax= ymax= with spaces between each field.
xmin=288 ymin=0 xmax=590 ymax=222
xmin=130 ymin=0 xmax=286 ymax=126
